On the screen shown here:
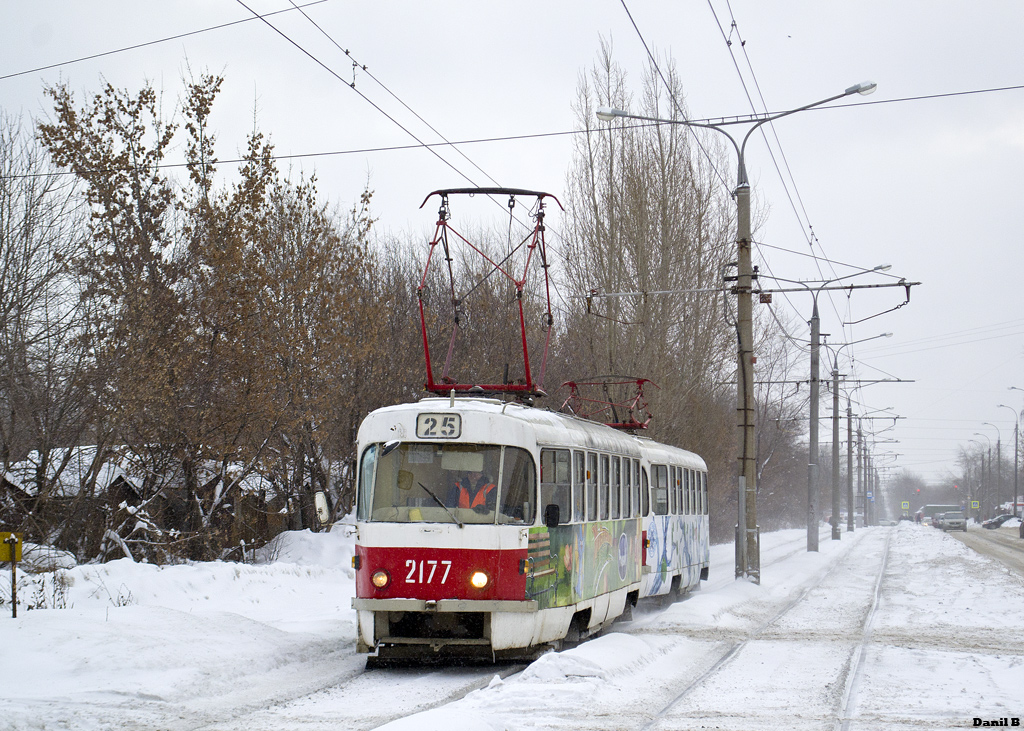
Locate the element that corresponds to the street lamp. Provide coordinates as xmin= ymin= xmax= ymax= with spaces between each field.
xmin=968 ymin=438 xmax=985 ymax=519
xmin=597 ymin=80 xmax=877 ymax=580
xmin=983 ymin=421 xmax=1002 ymax=511
xmin=974 ymin=432 xmax=992 ymax=516
xmin=997 ymin=404 xmax=1019 ymax=516
xmin=824 ymin=333 xmax=893 ymax=539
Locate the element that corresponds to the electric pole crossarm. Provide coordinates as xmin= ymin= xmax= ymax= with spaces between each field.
xmin=756 ymin=281 xmax=921 ymax=295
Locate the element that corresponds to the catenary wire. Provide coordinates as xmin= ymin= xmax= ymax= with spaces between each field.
xmin=0 ymin=1 xmax=331 ymax=82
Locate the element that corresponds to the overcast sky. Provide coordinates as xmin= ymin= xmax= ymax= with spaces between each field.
xmin=3 ymin=1 xmax=1024 ymax=491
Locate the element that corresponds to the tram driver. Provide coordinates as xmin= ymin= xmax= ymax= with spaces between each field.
xmin=450 ymin=469 xmax=497 ymax=513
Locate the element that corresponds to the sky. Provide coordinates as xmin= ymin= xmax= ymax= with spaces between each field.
xmin=2 ymin=524 xmax=1023 ymax=728
xmin=3 ymin=0 xmax=1024 ymax=488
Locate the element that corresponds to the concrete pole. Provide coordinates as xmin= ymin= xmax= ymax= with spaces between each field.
xmin=807 ymin=301 xmax=820 ymax=552
xmin=736 ymin=183 xmax=760 ymax=583
xmin=831 ymin=367 xmax=841 ymax=539
xmin=847 ymin=397 xmax=854 ymax=532
xmin=987 ymin=447 xmax=992 ymax=517
xmin=857 ymin=424 xmax=864 ymax=527
xmin=997 ymin=438 xmax=1002 ymax=512
xmin=1014 ymin=421 xmax=1020 ymax=516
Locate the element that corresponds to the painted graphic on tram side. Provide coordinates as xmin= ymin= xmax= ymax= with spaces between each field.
xmin=526 ymin=521 xmax=641 ymax=610
xmin=644 ymin=515 xmax=709 ymax=594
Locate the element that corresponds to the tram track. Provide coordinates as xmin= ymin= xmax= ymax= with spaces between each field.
xmin=636 ymin=527 xmax=893 ymax=731
xmin=189 ymin=657 xmax=525 ymax=731
xmin=833 ymin=529 xmax=893 ymax=731
xmin=178 ymin=529 xmax=881 ymax=731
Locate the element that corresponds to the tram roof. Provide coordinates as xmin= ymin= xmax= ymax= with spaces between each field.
xmin=358 ymin=397 xmax=706 ymax=469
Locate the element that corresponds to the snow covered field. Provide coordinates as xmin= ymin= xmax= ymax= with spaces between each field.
xmin=1 ymin=523 xmax=1022 ymax=730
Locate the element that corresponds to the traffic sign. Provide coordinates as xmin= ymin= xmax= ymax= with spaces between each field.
xmin=901 ymin=501 xmax=910 ymax=510
xmin=971 ymin=501 xmax=980 ymax=510
xmin=0 ymin=532 xmax=22 ymax=563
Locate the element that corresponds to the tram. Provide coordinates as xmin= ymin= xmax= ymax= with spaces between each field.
xmin=347 ymin=187 xmax=709 ymax=661
xmin=350 ymin=396 xmax=710 ymax=662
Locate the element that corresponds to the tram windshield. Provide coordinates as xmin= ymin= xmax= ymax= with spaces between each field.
xmin=360 ymin=443 xmax=536 ymax=525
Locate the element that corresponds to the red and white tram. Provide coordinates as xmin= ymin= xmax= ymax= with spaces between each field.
xmin=350 ymin=396 xmax=710 ymax=662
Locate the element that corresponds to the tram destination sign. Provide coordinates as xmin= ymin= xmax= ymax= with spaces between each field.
xmin=416 ymin=413 xmax=462 ymax=439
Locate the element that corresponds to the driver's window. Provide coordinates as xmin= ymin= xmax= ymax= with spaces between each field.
xmin=498 ymin=447 xmax=536 ymax=524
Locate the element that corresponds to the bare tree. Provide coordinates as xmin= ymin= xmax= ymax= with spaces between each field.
xmin=559 ymin=42 xmax=743 ymax=537
xmin=0 ymin=112 xmax=96 ymax=542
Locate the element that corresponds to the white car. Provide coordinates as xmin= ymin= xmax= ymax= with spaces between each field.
xmin=937 ymin=512 xmax=967 ymax=532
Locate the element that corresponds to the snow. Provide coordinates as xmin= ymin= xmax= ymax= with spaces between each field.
xmin=2 ymin=523 xmax=1023 ymax=730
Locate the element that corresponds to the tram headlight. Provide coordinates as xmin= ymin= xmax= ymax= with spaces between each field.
xmin=469 ymin=570 xmax=489 ymax=589
xmin=371 ymin=569 xmax=391 ymax=589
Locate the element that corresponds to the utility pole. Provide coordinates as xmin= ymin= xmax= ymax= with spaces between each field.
xmin=847 ymin=397 xmax=854 ymax=532
xmin=857 ymin=424 xmax=865 ymax=526
xmin=831 ymin=366 xmax=841 ymax=539
xmin=736 ymin=182 xmax=759 ymax=582
xmin=808 ymin=301 xmax=821 ymax=551
xmin=998 ymin=404 xmax=1020 ymax=517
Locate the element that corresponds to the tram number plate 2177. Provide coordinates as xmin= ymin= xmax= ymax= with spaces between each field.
xmin=416 ymin=413 xmax=461 ymax=439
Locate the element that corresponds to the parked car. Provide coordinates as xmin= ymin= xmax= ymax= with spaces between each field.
xmin=936 ymin=511 xmax=967 ymax=532
xmin=982 ymin=514 xmax=1015 ymax=530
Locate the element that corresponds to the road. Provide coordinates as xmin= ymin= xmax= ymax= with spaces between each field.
xmin=951 ymin=523 xmax=1024 ymax=578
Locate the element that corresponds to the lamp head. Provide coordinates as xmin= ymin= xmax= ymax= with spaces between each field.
xmin=873 ymin=263 xmax=892 ymax=272
xmin=596 ymin=106 xmax=625 ymax=122
xmin=846 ymin=81 xmax=878 ymax=96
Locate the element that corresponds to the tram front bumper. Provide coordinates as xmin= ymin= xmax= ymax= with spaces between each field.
xmin=352 ymin=598 xmax=538 ymax=612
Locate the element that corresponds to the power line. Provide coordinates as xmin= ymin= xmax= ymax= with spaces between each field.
xmin=232 ymin=0 xmax=480 ymax=192
xmin=707 ymin=1 xmax=854 ymax=346
xmin=282 ymin=1 xmax=503 ymax=192
xmin=3 ymin=87 xmax=1016 ymax=184
xmin=0 ymin=1 xmax=331 ymax=83
xmin=616 ymin=0 xmax=732 ymax=193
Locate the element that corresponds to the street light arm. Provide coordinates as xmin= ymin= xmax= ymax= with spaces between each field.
xmin=737 ymin=82 xmax=876 ymax=171
xmin=596 ymin=80 xmax=877 ymax=189
xmin=825 ymin=332 xmax=893 ymax=370
xmin=996 ymin=404 xmax=1018 ymax=426
xmin=983 ymin=422 xmax=1002 ymax=442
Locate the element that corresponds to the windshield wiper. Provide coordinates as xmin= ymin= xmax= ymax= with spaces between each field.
xmin=418 ymin=482 xmax=463 ymax=528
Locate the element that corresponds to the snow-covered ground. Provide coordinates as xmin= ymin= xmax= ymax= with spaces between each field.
xmin=1 ymin=523 xmax=1022 ymax=730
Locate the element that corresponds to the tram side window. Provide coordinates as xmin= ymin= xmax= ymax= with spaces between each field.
xmin=599 ymin=454 xmax=610 ymax=520
xmin=641 ymin=466 xmax=650 ymax=515
xmin=573 ymin=451 xmax=586 ymax=522
xmin=356 ymin=445 xmax=377 ymax=521
xmin=540 ymin=449 xmax=571 ymax=525
xmin=610 ymin=456 xmax=621 ymax=519
xmin=630 ymin=458 xmax=638 ymax=516
xmin=675 ymin=467 xmax=683 ymax=515
xmin=587 ymin=452 xmax=598 ymax=521
xmin=498 ymin=446 xmax=536 ymax=524
xmin=623 ymin=458 xmax=632 ymax=518
xmin=653 ymin=464 xmax=669 ymax=515
xmin=702 ymin=471 xmax=709 ymax=515
xmin=687 ymin=469 xmax=694 ymax=515
xmin=696 ymin=470 xmax=702 ymax=514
